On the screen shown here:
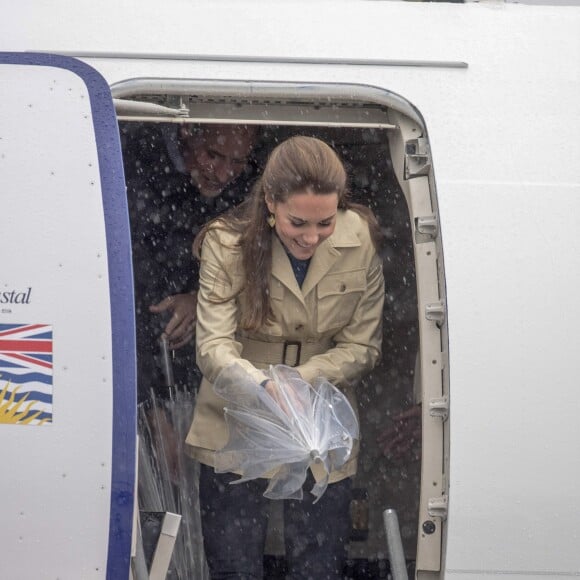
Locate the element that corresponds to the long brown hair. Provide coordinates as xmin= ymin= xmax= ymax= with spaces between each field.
xmin=194 ymin=135 xmax=381 ymax=330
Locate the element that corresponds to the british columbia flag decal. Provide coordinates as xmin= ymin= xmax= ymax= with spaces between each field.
xmin=0 ymin=323 xmax=53 ymax=425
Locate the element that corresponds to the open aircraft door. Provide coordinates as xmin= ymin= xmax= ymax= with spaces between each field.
xmin=0 ymin=53 xmax=136 ymax=579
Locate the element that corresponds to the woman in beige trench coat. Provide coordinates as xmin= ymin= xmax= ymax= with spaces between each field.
xmin=186 ymin=136 xmax=385 ymax=579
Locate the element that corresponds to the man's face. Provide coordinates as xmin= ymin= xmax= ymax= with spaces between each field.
xmin=182 ymin=126 xmax=255 ymax=198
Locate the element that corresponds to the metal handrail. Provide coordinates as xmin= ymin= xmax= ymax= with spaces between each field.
xmin=383 ymin=508 xmax=409 ymax=580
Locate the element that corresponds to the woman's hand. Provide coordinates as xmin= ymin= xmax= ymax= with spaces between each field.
xmin=150 ymin=292 xmax=197 ymax=349
xmin=263 ymin=379 xmax=305 ymax=416
xmin=263 ymin=380 xmax=287 ymax=412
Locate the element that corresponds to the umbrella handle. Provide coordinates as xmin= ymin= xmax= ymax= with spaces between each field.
xmin=160 ymin=335 xmax=175 ymax=388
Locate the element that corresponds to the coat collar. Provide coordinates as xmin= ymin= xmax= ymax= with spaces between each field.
xmin=270 ymin=211 xmax=362 ymax=301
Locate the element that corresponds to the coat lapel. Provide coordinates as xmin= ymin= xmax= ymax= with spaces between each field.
xmin=270 ymin=211 xmax=362 ymax=301
xmin=301 ymin=211 xmax=362 ymax=298
xmin=300 ymin=240 xmax=341 ymax=298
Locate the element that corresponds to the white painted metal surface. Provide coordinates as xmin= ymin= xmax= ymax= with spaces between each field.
xmin=440 ymin=181 xmax=580 ymax=577
xmin=0 ymin=64 xmax=114 ymax=577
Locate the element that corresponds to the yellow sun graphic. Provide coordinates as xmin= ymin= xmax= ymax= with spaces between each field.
xmin=0 ymin=381 xmax=50 ymax=426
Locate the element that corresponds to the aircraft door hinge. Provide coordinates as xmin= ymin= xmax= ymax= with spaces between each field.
xmin=177 ymin=101 xmax=190 ymax=118
xmin=429 ymin=396 xmax=449 ymax=421
xmin=113 ymin=98 xmax=190 ymax=118
xmin=427 ymin=495 xmax=448 ymax=520
xmin=415 ymin=215 xmax=438 ymax=243
xmin=416 ymin=215 xmax=438 ymax=237
xmin=425 ymin=301 xmax=446 ymax=327
xmin=404 ymin=137 xmax=431 ymax=179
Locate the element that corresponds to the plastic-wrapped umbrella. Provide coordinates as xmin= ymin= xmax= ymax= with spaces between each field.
xmin=137 ymin=338 xmax=208 ymax=579
xmin=213 ymin=363 xmax=359 ymax=502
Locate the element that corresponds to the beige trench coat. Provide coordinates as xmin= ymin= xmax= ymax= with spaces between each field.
xmin=185 ymin=209 xmax=385 ymax=482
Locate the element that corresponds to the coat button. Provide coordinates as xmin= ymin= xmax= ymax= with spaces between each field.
xmin=339 ymin=283 xmax=346 ymax=292
xmin=295 ymin=324 xmax=304 ymax=330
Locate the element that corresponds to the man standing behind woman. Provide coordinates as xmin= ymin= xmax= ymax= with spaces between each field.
xmin=186 ymin=136 xmax=385 ymax=579
xmin=123 ymin=122 xmax=258 ymax=403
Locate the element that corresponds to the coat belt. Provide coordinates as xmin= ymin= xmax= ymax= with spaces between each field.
xmin=240 ymin=337 xmax=331 ymax=367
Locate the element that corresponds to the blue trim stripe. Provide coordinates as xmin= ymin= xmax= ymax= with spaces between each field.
xmin=0 ymin=52 xmax=136 ymax=579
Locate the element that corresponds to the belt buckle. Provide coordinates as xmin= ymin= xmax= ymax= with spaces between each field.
xmin=282 ymin=341 xmax=302 ymax=367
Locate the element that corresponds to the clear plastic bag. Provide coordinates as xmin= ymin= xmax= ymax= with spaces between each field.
xmin=213 ymin=363 xmax=359 ymax=502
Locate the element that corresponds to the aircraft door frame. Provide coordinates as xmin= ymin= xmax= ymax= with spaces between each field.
xmin=113 ymin=77 xmax=448 ymax=578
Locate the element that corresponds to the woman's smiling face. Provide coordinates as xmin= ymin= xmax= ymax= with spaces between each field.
xmin=266 ymin=189 xmax=339 ymax=260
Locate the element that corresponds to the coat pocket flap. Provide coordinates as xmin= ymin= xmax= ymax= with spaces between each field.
xmin=317 ymin=268 xmax=366 ymax=299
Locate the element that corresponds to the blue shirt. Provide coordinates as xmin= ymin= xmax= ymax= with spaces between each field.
xmin=286 ymin=250 xmax=311 ymax=288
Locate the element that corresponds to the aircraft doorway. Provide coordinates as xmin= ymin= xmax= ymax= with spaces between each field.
xmin=115 ymin=82 xmax=445 ymax=580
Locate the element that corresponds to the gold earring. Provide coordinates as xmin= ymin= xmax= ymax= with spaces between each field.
xmin=267 ymin=214 xmax=276 ymax=228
